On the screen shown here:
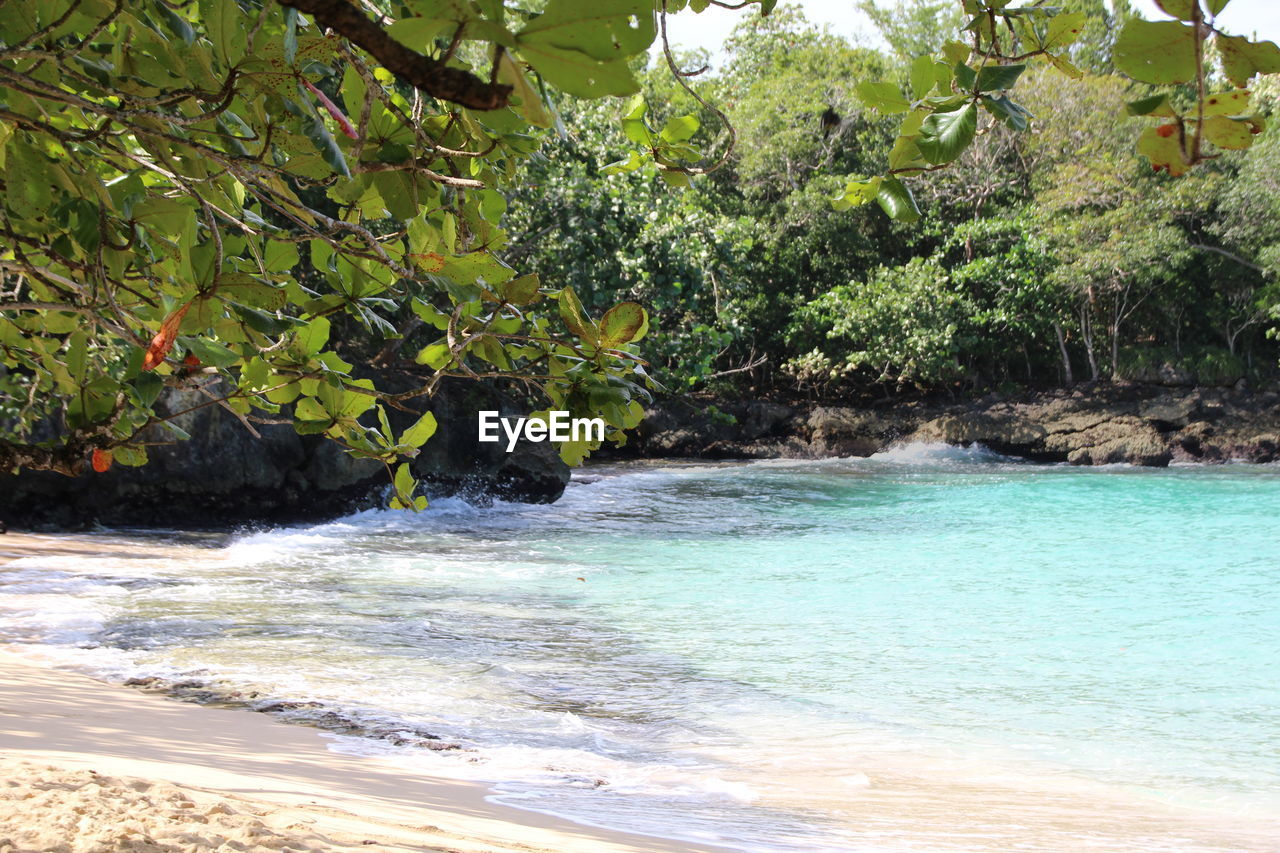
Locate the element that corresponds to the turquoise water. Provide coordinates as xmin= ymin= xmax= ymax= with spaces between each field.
xmin=2 ymin=446 xmax=1278 ymax=851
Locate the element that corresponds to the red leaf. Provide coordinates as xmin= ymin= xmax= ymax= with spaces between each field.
xmin=1155 ymin=124 xmax=1176 ymax=138
xmin=142 ymin=302 xmax=191 ymax=371
xmin=302 ymin=78 xmax=359 ymax=140
xmin=91 ymin=449 xmax=113 ymax=473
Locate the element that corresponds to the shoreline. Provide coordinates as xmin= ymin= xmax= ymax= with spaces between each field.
xmin=0 ymin=644 xmax=723 ymax=853
xmin=5 ymin=384 xmax=1279 ymax=533
xmin=622 ymin=384 xmax=1280 ymax=468
xmin=5 ymin=491 xmax=1280 ymax=852
xmin=0 ymin=533 xmax=725 ymax=853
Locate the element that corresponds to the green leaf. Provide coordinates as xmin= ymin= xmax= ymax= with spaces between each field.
xmin=240 ymin=356 xmax=271 ymax=392
xmin=496 ymin=51 xmax=553 ymax=128
xmin=1114 ymin=19 xmax=1197 ymax=85
xmin=1042 ymin=11 xmax=1086 ymax=49
xmin=1205 ymin=0 xmax=1231 ymax=13
xmin=1127 ymin=93 xmax=1179 ymax=117
xmin=659 ymin=169 xmax=691 ymax=187
xmin=200 ymin=0 xmax=245 ymax=66
xmin=65 ymin=330 xmax=87 ymax=381
xmin=916 ymin=102 xmax=977 ymax=164
xmin=401 ymin=411 xmax=438 ymax=448
xmin=112 ymin=445 xmax=149 ymax=467
xmin=499 ymin=273 xmax=541 ymax=305
xmin=181 ymin=336 xmax=240 ymax=368
xmin=301 ymin=112 xmax=350 ymax=178
xmin=283 ymin=7 xmax=299 ymax=64
xmin=442 ymin=250 xmax=516 ymax=287
xmin=1045 ymin=52 xmax=1085 ymax=79
xmin=471 ymin=334 xmax=510 ymax=369
xmin=1201 ymin=90 xmax=1250 ymax=116
xmin=887 ymin=135 xmax=928 ymax=175
xmin=516 ymin=0 xmax=655 ymax=97
xmin=133 ymin=372 xmax=165 ymax=408
xmin=415 ymin=341 xmax=452 ymax=369
xmin=158 ymin=4 xmax=195 ymax=45
xmin=386 ymin=17 xmax=451 ymax=49
xmin=599 ymin=149 xmax=640 ymax=174
xmin=339 ymin=379 xmax=377 ymax=418
xmin=1136 ymin=125 xmax=1190 ymax=175
xmin=1217 ymin=34 xmax=1280 ymax=87
xmin=941 ymin=40 xmax=970 ymax=66
xmin=295 ymin=317 xmax=331 ymax=355
xmin=1200 ymin=115 xmax=1254 ymax=150
xmin=411 ymin=299 xmax=451 ymax=330
xmin=599 ymin=302 xmax=647 ymax=347
xmin=981 ymin=95 xmax=1032 ymax=131
xmin=393 ymin=462 xmax=415 ymax=501
xmin=909 ymin=56 xmax=936 ymax=99
xmin=295 ymin=396 xmax=332 ymax=425
xmin=264 ymin=240 xmax=300 ymax=273
xmin=876 ymin=177 xmax=921 ymax=223
xmin=622 ymin=113 xmax=652 ymax=145
xmin=831 ymin=176 xmax=882 ymax=211
xmin=266 ymin=382 xmax=302 ymax=405
xmin=975 ymin=63 xmax=1024 ymax=92
xmin=855 ymin=81 xmax=910 ymax=114
xmin=1153 ymin=0 xmax=1196 ymax=20
xmin=518 ymin=0 xmax=653 ymax=59
xmin=558 ymin=286 xmax=599 ymax=345
xmin=659 ymin=115 xmax=699 ymax=143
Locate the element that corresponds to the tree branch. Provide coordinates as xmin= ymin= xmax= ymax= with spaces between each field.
xmin=276 ymin=0 xmax=512 ymax=111
xmin=1188 ymin=243 xmax=1266 ymax=273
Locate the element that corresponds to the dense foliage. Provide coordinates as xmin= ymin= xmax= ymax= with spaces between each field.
xmin=0 ymin=0 xmax=695 ymax=490
xmin=510 ymin=0 xmax=1280 ymax=396
xmin=2 ymin=0 xmax=1279 ymax=492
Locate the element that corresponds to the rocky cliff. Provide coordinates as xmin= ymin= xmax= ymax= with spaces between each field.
xmin=0 ymin=374 xmax=568 ymax=529
xmin=626 ymin=384 xmax=1280 ymax=466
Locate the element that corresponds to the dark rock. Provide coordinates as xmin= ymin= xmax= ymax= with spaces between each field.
xmin=622 ymin=385 xmax=1279 ymax=468
xmin=1138 ymin=396 xmax=1197 ymax=429
xmin=735 ymin=401 xmax=795 ymax=440
xmin=0 ymin=372 xmax=568 ymax=529
xmin=804 ymin=407 xmax=893 ymax=457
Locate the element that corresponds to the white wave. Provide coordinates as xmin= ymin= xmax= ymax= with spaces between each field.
xmin=870 ymin=440 xmax=1017 ymax=464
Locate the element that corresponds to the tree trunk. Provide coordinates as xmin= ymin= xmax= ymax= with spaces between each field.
xmin=1079 ymin=306 xmax=1099 ymax=381
xmin=1110 ymin=296 xmax=1122 ymax=381
xmin=1053 ymin=322 xmax=1074 ymax=385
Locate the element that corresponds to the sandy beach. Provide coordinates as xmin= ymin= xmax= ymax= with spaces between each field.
xmin=0 ymin=533 xmax=717 ymax=853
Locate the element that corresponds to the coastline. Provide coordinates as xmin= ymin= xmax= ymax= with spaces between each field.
xmin=0 ymin=535 xmax=720 ymax=853
xmin=4 ymin=476 xmax=1280 ymax=851
xmin=623 ymin=384 xmax=1280 ymax=467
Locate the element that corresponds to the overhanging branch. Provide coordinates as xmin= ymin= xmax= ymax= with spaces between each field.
xmin=277 ymin=0 xmax=512 ymax=111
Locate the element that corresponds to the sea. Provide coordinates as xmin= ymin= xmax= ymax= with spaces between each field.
xmin=2 ymin=445 xmax=1278 ymax=851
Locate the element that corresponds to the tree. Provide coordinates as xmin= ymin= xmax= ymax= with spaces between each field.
xmin=3 ymin=0 xmax=1278 ymax=494
xmin=856 ymin=0 xmax=963 ymax=61
xmin=835 ymin=0 xmax=1279 ymax=222
xmin=0 ymin=0 xmax=722 ymax=494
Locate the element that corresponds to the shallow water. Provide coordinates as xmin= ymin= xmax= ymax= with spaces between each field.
xmin=3 ymin=446 xmax=1279 ymax=851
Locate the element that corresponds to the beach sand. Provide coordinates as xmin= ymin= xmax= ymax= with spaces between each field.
xmin=0 ymin=533 xmax=718 ymax=853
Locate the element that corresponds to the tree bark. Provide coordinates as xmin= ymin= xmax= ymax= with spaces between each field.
xmin=277 ymin=0 xmax=512 ymax=111
xmin=1053 ymin=322 xmax=1073 ymax=385
xmin=1079 ymin=305 xmax=1099 ymax=381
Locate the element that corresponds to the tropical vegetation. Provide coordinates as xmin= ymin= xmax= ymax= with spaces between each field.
xmin=1 ymin=0 xmax=1278 ymax=493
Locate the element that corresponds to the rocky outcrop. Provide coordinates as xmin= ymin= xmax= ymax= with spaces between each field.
xmin=0 ymin=373 xmax=568 ymax=530
xmin=624 ymin=384 xmax=1280 ymax=467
